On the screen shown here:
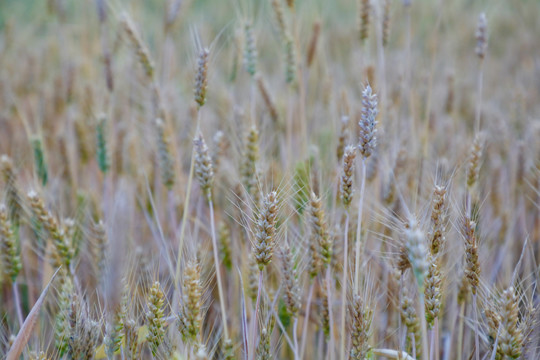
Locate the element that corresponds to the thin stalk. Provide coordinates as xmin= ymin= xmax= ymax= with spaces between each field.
xmin=299 ymin=281 xmax=315 ymax=359
xmin=456 ymin=302 xmax=465 ymax=360
xmin=12 ymin=281 xmax=23 ymax=328
xmin=339 ymin=212 xmax=350 ymax=360
xmin=442 ymin=334 xmax=451 ymax=360
xmin=290 ymin=6 xmax=307 ymax=159
xmin=293 ymin=317 xmax=299 ymax=360
xmin=489 ymin=325 xmax=500 ymax=360
xmin=433 ymin=317 xmax=439 ymax=360
xmin=430 ymin=317 xmax=439 ymax=360
xmin=286 ymin=86 xmax=294 ymax=170
xmin=250 ymin=270 xmax=263 ymax=360
xmin=167 ymin=189 xmax=177 ymax=239
xmin=418 ymin=293 xmax=430 ymax=360
xmin=209 ymin=198 xmax=229 ymax=340
xmin=472 ymin=294 xmax=480 ymax=360
xmin=272 ymin=306 xmax=296 ymax=356
xmin=376 ymin=0 xmax=387 ymax=118
xmin=418 ymin=2 xmax=443 ymax=200
xmin=317 ymin=331 xmax=324 ymax=360
xmin=430 ymin=328 xmax=435 ymax=360
xmin=354 ymin=158 xmax=367 ymax=292
xmin=398 ymin=277 xmax=404 ymax=352
xmin=175 ymin=110 xmax=201 ymax=284
xmin=175 ymin=150 xmax=195 ymax=283
xmin=326 ymin=266 xmax=335 ymax=360
xmin=474 ymin=60 xmax=484 ymax=133
xmin=405 ymin=5 xmax=413 ymax=138
xmin=297 ymin=58 xmax=307 ymax=159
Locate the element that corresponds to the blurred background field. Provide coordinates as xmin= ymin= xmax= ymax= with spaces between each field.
xmin=0 ymin=0 xmax=540 ymax=359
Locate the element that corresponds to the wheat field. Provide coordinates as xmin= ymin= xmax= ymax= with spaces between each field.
xmin=0 ymin=0 xmax=539 ymax=359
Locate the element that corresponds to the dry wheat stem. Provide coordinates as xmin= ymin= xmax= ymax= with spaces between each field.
xmin=299 ymin=281 xmax=315 ymax=360
xmin=339 ymin=211 xmax=350 ymax=360
xmin=209 ymin=199 xmax=230 ymax=340
xmin=286 ymin=86 xmax=294 ymax=170
xmin=419 ymin=6 xmax=444 ymax=199
xmin=489 ymin=325 xmax=500 ymax=360
xmin=456 ymin=301 xmax=465 ymax=360
xmin=429 ymin=317 xmax=437 ymax=360
xmin=293 ymin=317 xmax=299 ymax=360
xmin=290 ymin=7 xmax=308 ymax=159
xmin=377 ymin=0 xmax=388 ymax=111
xmin=404 ymin=4 xmax=413 ymax=138
xmin=354 ymin=157 xmax=367 ymax=293
xmin=326 ymin=266 xmax=335 ymax=360
xmin=175 ymin=110 xmax=201 ymax=286
xmin=474 ymin=61 xmax=485 ymax=134
xmin=249 ymin=270 xmax=263 ymax=360
xmin=13 ymin=281 xmax=24 ymax=328
xmin=473 ymin=293 xmax=480 ymax=360
xmin=418 ymin=293 xmax=430 ymax=360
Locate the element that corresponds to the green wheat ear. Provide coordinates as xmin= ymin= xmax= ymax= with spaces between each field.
xmin=96 ymin=114 xmax=110 ymax=174
xmin=31 ymin=137 xmax=48 ymax=186
xmin=0 ymin=204 xmax=21 ymax=283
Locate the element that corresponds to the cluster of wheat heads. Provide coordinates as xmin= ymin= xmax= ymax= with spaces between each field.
xmin=0 ymin=0 xmax=539 ymax=359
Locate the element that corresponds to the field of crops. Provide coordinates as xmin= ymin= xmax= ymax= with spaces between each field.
xmin=0 ymin=0 xmax=539 ymax=359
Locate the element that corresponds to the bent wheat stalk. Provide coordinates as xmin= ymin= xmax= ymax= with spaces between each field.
xmin=7 ymin=268 xmax=60 ymax=360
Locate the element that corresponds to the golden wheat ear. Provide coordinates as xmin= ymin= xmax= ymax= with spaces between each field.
xmin=253 ymin=191 xmax=279 ymax=270
xmin=399 ymin=284 xmax=422 ymax=359
xmin=466 ymin=135 xmax=483 ymax=190
xmin=349 ymin=294 xmax=373 ymax=359
xmin=194 ymin=48 xmax=210 ymax=108
xmin=339 ymin=146 xmax=357 ymax=208
xmin=358 ymin=0 xmax=370 ymax=43
xmin=461 ymin=215 xmax=480 ymax=295
xmin=177 ymin=259 xmax=203 ymax=345
xmin=359 ymin=85 xmax=378 ymax=159
xmin=120 ymin=12 xmax=155 ymax=80
xmin=423 ymin=255 xmax=442 ymax=329
xmin=154 ymin=118 xmax=176 ymax=189
xmin=240 ymin=126 xmax=260 ymax=202
xmin=146 ymin=281 xmax=166 ymax=356
xmin=278 ymin=243 xmax=300 ymax=318
xmin=193 ymin=133 xmax=214 ymax=201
